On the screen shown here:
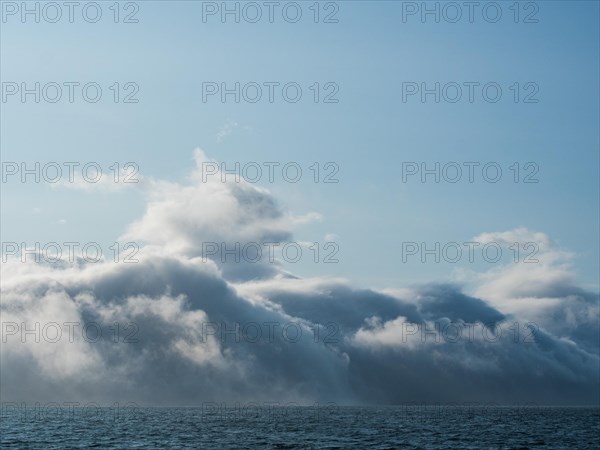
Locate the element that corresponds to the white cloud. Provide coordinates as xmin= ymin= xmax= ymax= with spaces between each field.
xmin=216 ymin=119 xmax=252 ymax=143
xmin=2 ymin=152 xmax=598 ymax=406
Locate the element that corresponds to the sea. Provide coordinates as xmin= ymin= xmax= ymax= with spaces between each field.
xmin=1 ymin=405 xmax=599 ymax=449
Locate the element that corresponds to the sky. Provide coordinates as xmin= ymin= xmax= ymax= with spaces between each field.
xmin=0 ymin=1 xmax=599 ymax=406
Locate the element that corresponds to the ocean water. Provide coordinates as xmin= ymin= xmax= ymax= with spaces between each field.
xmin=1 ymin=405 xmax=599 ymax=449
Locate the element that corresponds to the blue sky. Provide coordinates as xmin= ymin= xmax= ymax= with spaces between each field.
xmin=1 ymin=0 xmax=599 ymax=289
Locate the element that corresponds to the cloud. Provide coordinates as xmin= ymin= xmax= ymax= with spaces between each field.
xmin=120 ymin=149 xmax=319 ymax=281
xmin=216 ymin=119 xmax=238 ymax=143
xmin=216 ymin=120 xmax=252 ymax=143
xmin=2 ymin=151 xmax=598 ymax=406
xmin=464 ymin=228 xmax=600 ymax=355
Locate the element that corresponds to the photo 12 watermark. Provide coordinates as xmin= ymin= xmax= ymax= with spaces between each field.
xmin=1 ymin=241 xmax=141 ymax=264
xmin=1 ymin=2 xmax=140 ymax=24
xmin=201 ymin=81 xmax=339 ymax=104
xmin=200 ymin=1 xmax=339 ymax=24
xmin=401 ymin=241 xmax=540 ymax=264
xmin=393 ymin=320 xmax=540 ymax=344
xmin=1 ymin=162 xmax=140 ymax=184
xmin=401 ymin=81 xmax=539 ymax=103
xmin=394 ymin=402 xmax=542 ymax=419
xmin=195 ymin=321 xmax=340 ymax=345
xmin=400 ymin=2 xmax=539 ymax=24
xmin=201 ymin=241 xmax=340 ymax=264
xmin=1 ymin=402 xmax=139 ymax=422
xmin=1 ymin=321 xmax=139 ymax=344
xmin=401 ymin=162 xmax=539 ymax=184
xmin=200 ymin=161 xmax=340 ymax=184
xmin=1 ymin=82 xmax=140 ymax=103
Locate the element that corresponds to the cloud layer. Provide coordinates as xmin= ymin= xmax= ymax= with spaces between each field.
xmin=2 ymin=151 xmax=598 ymax=406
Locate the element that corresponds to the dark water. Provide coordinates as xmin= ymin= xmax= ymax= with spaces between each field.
xmin=1 ymin=405 xmax=599 ymax=449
